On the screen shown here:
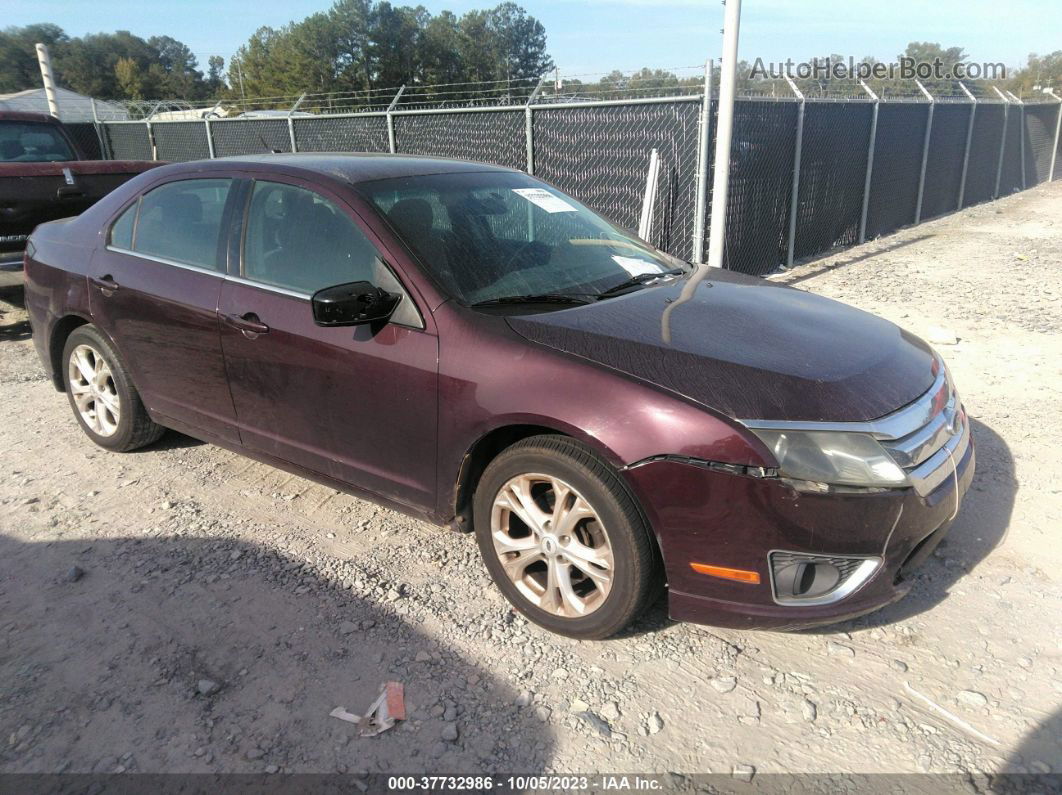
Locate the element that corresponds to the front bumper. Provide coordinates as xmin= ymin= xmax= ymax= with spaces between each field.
xmin=624 ymin=425 xmax=975 ymax=630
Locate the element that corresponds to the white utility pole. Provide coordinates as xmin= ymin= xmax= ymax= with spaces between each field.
xmin=706 ymin=0 xmax=741 ymax=269
xmin=35 ymin=43 xmax=61 ymax=118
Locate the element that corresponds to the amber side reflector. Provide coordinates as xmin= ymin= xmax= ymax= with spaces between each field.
xmin=690 ymin=562 xmax=761 ymax=584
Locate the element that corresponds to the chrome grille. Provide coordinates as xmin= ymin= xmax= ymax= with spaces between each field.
xmin=877 ymin=365 xmax=969 ymax=497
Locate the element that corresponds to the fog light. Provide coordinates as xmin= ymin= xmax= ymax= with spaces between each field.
xmin=769 ymin=552 xmax=880 ymax=606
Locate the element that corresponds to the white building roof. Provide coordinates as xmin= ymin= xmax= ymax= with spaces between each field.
xmin=0 ymin=87 xmax=129 ymax=121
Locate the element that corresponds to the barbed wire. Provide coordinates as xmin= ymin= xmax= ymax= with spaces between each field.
xmin=60 ymin=65 xmax=1049 ymax=123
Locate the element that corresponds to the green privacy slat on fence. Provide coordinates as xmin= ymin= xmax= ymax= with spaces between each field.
xmin=920 ymin=103 xmax=972 ymax=221
xmin=293 ymin=115 xmax=389 ymax=153
xmin=532 ymin=101 xmax=700 ymax=259
xmin=394 ymin=111 xmax=526 ymax=170
xmin=152 ymin=122 xmax=211 ymax=162
xmin=793 ymin=102 xmax=874 ymax=260
xmin=864 ymin=103 xmax=929 ymax=238
xmin=962 ymin=103 xmax=1006 ymax=208
xmin=1024 ymin=103 xmax=1060 ymax=186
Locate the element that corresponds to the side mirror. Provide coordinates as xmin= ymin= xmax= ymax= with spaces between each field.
xmin=311 ymin=281 xmax=401 ymax=327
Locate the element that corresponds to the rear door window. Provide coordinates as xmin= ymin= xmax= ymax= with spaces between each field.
xmin=110 ymin=203 xmax=137 ymax=249
xmin=131 ymin=179 xmax=232 ymax=271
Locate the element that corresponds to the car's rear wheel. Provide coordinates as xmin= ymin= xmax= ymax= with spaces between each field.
xmin=473 ymin=435 xmax=659 ymax=639
xmin=63 ymin=325 xmax=164 ymax=452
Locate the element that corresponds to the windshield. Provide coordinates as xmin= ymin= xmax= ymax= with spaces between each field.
xmin=360 ymin=171 xmax=687 ymax=306
xmin=0 ymin=122 xmax=76 ymax=163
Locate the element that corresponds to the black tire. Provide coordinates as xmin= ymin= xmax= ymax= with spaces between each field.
xmin=473 ymin=435 xmax=659 ymax=639
xmin=62 ymin=325 xmax=164 ymax=452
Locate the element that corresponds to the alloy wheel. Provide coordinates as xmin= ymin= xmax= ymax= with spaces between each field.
xmin=67 ymin=343 xmax=121 ymax=437
xmin=490 ymin=473 xmax=614 ymax=617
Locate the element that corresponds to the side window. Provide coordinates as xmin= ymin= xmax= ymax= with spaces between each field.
xmin=110 ymin=202 xmax=137 ymax=249
xmin=244 ymin=181 xmax=422 ymax=327
xmin=244 ymin=181 xmax=380 ymax=293
xmin=132 ymin=179 xmax=232 ymax=271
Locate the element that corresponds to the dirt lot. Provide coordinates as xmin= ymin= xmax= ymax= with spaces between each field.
xmin=1 ymin=181 xmax=1060 ymax=780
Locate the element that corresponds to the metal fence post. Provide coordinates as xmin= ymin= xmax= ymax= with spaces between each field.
xmin=913 ymin=80 xmax=934 ymax=225
xmin=524 ymin=76 xmax=546 ymax=174
xmin=1015 ymin=97 xmax=1027 ymax=189
xmin=705 ymin=0 xmax=741 ymax=270
xmin=1046 ymin=89 xmax=1062 ymax=181
xmin=858 ymin=80 xmax=879 ymax=244
xmin=956 ymin=82 xmax=977 ymax=209
xmin=91 ymin=98 xmax=110 ymax=160
xmin=690 ymin=60 xmax=714 ymax=263
xmin=204 ymin=118 xmax=215 ymax=159
xmin=287 ymin=92 xmax=306 ymax=153
xmin=993 ymin=86 xmax=1010 ymax=198
xmin=386 ymin=85 xmax=406 ymax=154
xmin=784 ymin=76 xmax=805 ymax=268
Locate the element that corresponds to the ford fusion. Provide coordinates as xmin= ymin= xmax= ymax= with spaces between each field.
xmin=23 ymin=154 xmax=974 ymax=639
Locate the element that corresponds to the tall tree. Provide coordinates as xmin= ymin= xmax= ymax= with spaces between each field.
xmin=0 ymin=23 xmax=68 ymax=93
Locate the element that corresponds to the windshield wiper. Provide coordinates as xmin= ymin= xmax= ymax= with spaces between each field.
xmin=470 ymin=293 xmax=591 ymax=308
xmin=596 ymin=268 xmax=686 ymax=300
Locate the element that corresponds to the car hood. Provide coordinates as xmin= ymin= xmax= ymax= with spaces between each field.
xmin=505 ymin=269 xmax=936 ymax=423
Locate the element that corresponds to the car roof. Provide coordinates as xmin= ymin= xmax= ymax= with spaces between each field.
xmin=0 ymin=111 xmax=61 ymax=125
xmin=209 ymin=152 xmax=519 ymax=184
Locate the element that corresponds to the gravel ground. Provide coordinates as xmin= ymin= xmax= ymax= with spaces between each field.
xmin=1 ymin=182 xmax=1060 ymax=779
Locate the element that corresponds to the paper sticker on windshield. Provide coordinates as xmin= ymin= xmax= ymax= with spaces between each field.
xmin=611 ymin=255 xmax=664 ymax=277
xmin=512 ymin=188 xmax=577 ymax=213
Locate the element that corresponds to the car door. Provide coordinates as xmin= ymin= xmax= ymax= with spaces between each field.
xmin=89 ymin=176 xmax=241 ymax=443
xmin=218 ymin=177 xmax=439 ymax=511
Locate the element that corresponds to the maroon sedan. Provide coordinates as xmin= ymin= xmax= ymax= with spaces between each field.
xmin=23 ymin=154 xmax=974 ymax=638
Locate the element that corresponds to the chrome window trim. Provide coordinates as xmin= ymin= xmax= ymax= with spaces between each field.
xmin=105 ymin=246 xmax=426 ymax=330
xmin=105 ymin=245 xmax=225 ymax=277
xmin=740 ymin=362 xmax=948 ymax=441
xmin=225 ymin=274 xmax=312 ymax=300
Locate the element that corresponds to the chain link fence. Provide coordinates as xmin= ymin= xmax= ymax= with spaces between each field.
xmin=864 ymin=103 xmax=929 ymax=238
xmin=86 ymin=88 xmax=1062 ymax=275
xmin=792 ymin=102 xmax=874 ymax=260
xmin=721 ymin=99 xmax=798 ymax=273
xmin=921 ymin=103 xmax=973 ymax=221
xmin=961 ymin=103 xmax=1007 ymax=208
xmin=293 ymin=115 xmax=390 ymax=154
xmin=533 ymin=99 xmax=700 ymax=258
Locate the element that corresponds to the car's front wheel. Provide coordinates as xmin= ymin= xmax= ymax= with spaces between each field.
xmin=473 ymin=435 xmax=659 ymax=639
xmin=62 ymin=325 xmax=164 ymax=452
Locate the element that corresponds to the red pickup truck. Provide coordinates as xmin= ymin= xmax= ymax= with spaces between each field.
xmin=1 ymin=111 xmax=162 ymax=286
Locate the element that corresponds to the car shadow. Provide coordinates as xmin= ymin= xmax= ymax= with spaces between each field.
xmin=0 ymin=285 xmax=30 ymax=342
xmin=1000 ymin=705 xmax=1062 ymax=779
xmin=0 ymin=533 xmax=556 ymax=774
xmin=784 ymin=233 xmax=936 ymax=286
xmin=138 ymin=430 xmax=206 ymax=452
xmin=810 ymin=418 xmax=1016 ymax=633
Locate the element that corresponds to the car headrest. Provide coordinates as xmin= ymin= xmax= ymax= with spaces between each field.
xmin=0 ymin=140 xmax=26 ymax=159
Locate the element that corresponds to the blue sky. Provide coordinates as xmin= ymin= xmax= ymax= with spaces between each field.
xmin=9 ymin=0 xmax=1060 ymax=80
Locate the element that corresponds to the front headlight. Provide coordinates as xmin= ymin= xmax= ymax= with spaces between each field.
xmin=749 ymin=429 xmax=907 ymax=489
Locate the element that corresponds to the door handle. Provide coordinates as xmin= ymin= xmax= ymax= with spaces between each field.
xmin=57 ymin=186 xmax=85 ymax=199
xmin=222 ymin=312 xmax=270 ymax=335
xmin=90 ymin=274 xmax=120 ymax=292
